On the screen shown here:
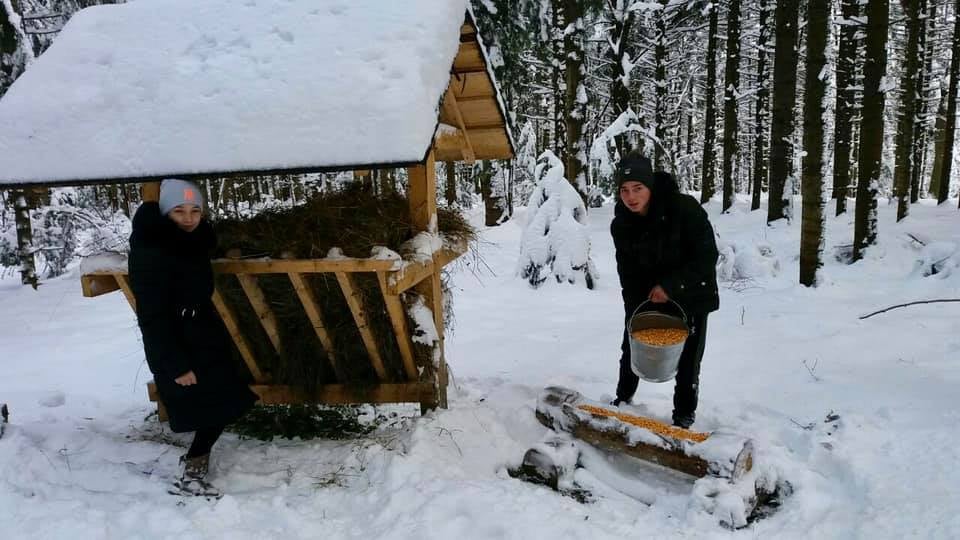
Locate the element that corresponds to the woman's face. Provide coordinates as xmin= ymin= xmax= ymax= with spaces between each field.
xmin=168 ymin=204 xmax=203 ymax=232
xmin=619 ymin=181 xmax=651 ymax=215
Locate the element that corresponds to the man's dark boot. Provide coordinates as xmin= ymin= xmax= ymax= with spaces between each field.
xmin=672 ymin=411 xmax=695 ymax=430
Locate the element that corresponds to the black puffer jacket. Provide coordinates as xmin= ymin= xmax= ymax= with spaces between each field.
xmin=610 ymin=172 xmax=720 ymax=319
xmin=128 ymin=203 xmax=256 ymax=432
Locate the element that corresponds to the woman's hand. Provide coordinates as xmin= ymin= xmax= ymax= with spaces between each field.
xmin=649 ymin=285 xmax=669 ymax=303
xmin=175 ymin=370 xmax=197 ymax=386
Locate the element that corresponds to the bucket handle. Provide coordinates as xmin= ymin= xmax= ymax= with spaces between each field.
xmin=631 ymin=299 xmax=687 ymax=324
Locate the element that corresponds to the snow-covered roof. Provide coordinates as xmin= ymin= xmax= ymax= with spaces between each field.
xmin=0 ymin=0 xmax=512 ymax=187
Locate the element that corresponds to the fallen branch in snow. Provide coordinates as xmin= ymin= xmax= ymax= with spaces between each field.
xmin=802 ymin=358 xmax=821 ymax=382
xmin=904 ymin=233 xmax=926 ymax=247
xmin=859 ymin=299 xmax=960 ymax=320
xmin=435 ymin=427 xmax=463 ymax=456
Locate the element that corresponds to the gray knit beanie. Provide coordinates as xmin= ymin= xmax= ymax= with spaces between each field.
xmin=159 ymin=179 xmax=204 ymax=215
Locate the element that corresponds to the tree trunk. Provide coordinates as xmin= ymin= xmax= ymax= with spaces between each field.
xmin=552 ymin=2 xmax=565 ymax=158
xmin=654 ymin=0 xmax=669 ymax=171
xmin=563 ymin=0 xmax=587 ymax=195
xmin=721 ymin=0 xmax=741 ymax=213
xmin=767 ymin=0 xmax=800 ymax=223
xmin=1 ymin=0 xmax=26 ymax=97
xmin=894 ymin=0 xmax=922 ymax=221
xmin=929 ymin=87 xmax=949 ymax=197
xmin=479 ymin=161 xmax=499 ymax=226
xmin=937 ymin=0 xmax=960 ymax=205
xmin=833 ymin=0 xmax=860 ymax=215
xmin=444 ymin=161 xmax=457 ymax=206
xmin=800 ymin=0 xmax=829 ymax=286
xmin=911 ymin=0 xmax=934 ymax=202
xmin=700 ymin=3 xmax=719 ymax=203
xmin=853 ymin=0 xmax=889 ymax=261
xmin=751 ymin=0 xmax=770 ymax=212
xmin=608 ymin=1 xmax=636 ymax=156
xmin=13 ymin=189 xmax=38 ymax=288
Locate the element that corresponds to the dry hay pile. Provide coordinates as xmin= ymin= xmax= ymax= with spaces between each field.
xmin=212 ymin=184 xmax=475 ymax=392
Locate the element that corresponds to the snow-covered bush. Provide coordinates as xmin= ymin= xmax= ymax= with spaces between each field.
xmin=716 ymin=234 xmax=780 ymax=282
xmin=517 ymin=151 xmax=597 ymax=289
xmin=908 ymin=241 xmax=958 ymax=279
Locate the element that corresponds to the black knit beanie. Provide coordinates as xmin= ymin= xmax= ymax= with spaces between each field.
xmin=614 ymin=153 xmax=654 ymax=187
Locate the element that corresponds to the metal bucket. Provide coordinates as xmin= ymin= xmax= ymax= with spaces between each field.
xmin=628 ymin=300 xmax=689 ymax=382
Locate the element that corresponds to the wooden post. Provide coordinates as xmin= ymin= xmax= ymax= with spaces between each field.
xmin=408 ymin=149 xmax=448 ymax=412
xmin=142 ymin=182 xmax=160 ymax=203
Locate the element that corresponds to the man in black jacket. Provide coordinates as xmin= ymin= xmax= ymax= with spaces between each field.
xmin=610 ymin=153 xmax=719 ymax=429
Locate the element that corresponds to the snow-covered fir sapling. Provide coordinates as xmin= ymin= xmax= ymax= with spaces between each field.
xmin=517 ymin=150 xmax=598 ymax=289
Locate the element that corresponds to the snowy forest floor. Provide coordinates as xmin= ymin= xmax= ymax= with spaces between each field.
xmin=2 ymin=195 xmax=959 ymax=539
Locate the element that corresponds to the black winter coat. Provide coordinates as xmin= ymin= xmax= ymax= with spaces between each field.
xmin=128 ymin=203 xmax=256 ymax=433
xmin=611 ymin=172 xmax=720 ymax=320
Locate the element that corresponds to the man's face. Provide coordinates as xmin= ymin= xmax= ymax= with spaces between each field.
xmin=619 ymin=180 xmax=651 ymax=215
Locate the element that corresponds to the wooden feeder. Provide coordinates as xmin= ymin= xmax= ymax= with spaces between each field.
xmin=0 ymin=3 xmax=514 ymax=416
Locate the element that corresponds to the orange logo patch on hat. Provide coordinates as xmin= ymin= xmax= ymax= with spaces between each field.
xmin=184 ymin=188 xmax=195 ymax=201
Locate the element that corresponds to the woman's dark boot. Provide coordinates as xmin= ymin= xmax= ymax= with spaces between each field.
xmin=171 ymin=454 xmax=221 ymax=499
xmin=182 ymin=453 xmax=210 ymax=480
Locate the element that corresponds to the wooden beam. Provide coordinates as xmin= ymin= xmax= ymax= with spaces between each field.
xmin=457 ymin=99 xmax=505 ymax=128
xmin=453 ymin=41 xmax=485 ymax=73
xmin=287 ymin=272 xmax=346 ymax=382
xmin=387 ymin=258 xmax=435 ymax=295
xmin=377 ymin=272 xmax=419 ymax=381
xmin=456 ymin=95 xmax=498 ymax=103
xmin=114 ymin=273 xmax=137 ymax=311
xmin=81 ymin=274 xmax=120 ymax=297
xmin=386 ymin=244 xmax=466 ymax=295
xmin=147 ymin=381 xmax=435 ymax=407
xmin=462 ymin=128 xmax=514 ymax=161
xmin=211 ymin=258 xmax=397 ymax=274
xmin=211 ymin=288 xmax=268 ymax=383
xmin=236 ymin=274 xmax=283 ymax=354
xmin=441 ymin=87 xmax=476 ymax=163
xmin=450 ymin=72 xmax=496 ymax=99
xmin=334 ymin=271 xmax=389 ymax=381
xmin=436 ymin=240 xmax=468 ymax=268
xmin=250 ymin=383 xmax=433 ymax=405
xmin=434 ymin=128 xmax=470 ymax=162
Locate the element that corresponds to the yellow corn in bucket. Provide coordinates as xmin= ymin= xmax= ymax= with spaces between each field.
xmin=628 ymin=300 xmax=689 ymax=382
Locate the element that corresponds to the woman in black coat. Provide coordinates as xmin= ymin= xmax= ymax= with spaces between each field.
xmin=610 ymin=154 xmax=719 ymax=429
xmin=128 ymin=179 xmax=257 ymax=487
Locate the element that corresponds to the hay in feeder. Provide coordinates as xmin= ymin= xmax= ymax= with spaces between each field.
xmin=211 ymin=184 xmax=474 ymax=392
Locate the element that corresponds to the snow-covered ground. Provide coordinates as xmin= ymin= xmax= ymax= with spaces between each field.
xmin=2 ymin=196 xmax=959 ymax=539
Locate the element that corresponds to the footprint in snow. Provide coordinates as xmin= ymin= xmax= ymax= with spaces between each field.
xmin=39 ymin=391 xmax=66 ymax=408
